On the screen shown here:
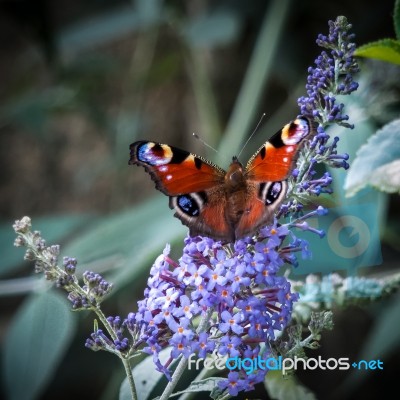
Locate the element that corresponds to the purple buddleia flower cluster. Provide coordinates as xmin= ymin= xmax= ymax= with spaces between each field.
xmin=283 ymin=16 xmax=359 ymax=215
xmin=298 ymin=16 xmax=359 ymax=127
xmin=283 ymin=128 xmax=351 ymax=211
xmin=133 ymin=223 xmax=299 ymax=390
xmin=86 ymin=316 xmax=130 ymax=353
xmin=67 ymin=270 xmax=113 ymax=310
xmin=13 ymin=217 xmax=129 ymax=360
xmin=13 ymin=216 xmax=113 ymax=311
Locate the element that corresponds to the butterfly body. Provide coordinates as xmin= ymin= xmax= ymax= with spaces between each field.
xmin=129 ymin=117 xmax=314 ymax=242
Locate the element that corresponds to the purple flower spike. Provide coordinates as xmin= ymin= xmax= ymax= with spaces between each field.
xmin=134 ymin=232 xmax=300 ymax=385
xmin=298 ymin=16 xmax=359 ymax=128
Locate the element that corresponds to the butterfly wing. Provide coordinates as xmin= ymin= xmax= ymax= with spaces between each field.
xmin=246 ymin=117 xmax=313 ymax=181
xmin=129 ymin=141 xmax=225 ymax=194
xmin=169 ymin=186 xmax=234 ymax=241
xmin=129 ymin=141 xmax=233 ymax=240
xmin=234 ymin=117 xmax=314 ymax=238
xmin=234 ymin=180 xmax=288 ymax=239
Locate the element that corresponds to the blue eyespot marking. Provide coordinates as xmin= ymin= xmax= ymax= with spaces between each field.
xmin=138 ymin=143 xmax=172 ymax=166
xmin=177 ymin=195 xmax=200 ymax=217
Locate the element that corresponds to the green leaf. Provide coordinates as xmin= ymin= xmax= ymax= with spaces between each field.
xmin=62 ymin=196 xmax=186 ymax=290
xmin=265 ymin=370 xmax=317 ymax=400
xmin=368 ymin=159 xmax=400 ymax=193
xmin=170 ymin=378 xmax=224 ymax=397
xmin=394 ymin=0 xmax=400 ymax=40
xmin=63 ymin=196 xmax=182 ymax=263
xmin=0 ymin=213 xmax=95 ymax=277
xmin=355 ymin=39 xmax=400 ymax=65
xmin=119 ymin=348 xmax=171 ymax=400
xmin=2 ymin=290 xmax=76 ymax=400
xmin=344 ymin=118 xmax=400 ymax=196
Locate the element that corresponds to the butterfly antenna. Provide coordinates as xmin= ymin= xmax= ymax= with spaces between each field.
xmin=192 ymin=132 xmax=219 ymax=154
xmin=237 ymin=113 xmax=266 ymax=159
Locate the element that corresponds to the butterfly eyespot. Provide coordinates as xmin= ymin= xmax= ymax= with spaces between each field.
xmin=282 ymin=119 xmax=310 ymax=145
xmin=259 ymin=181 xmax=287 ymax=205
xmin=176 ymin=192 xmax=209 ymax=217
xmin=138 ymin=143 xmax=173 ymax=166
xmin=177 ymin=195 xmax=200 ymax=216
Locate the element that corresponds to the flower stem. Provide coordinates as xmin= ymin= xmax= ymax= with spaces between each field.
xmin=159 ymin=356 xmax=189 ymax=400
xmin=93 ymin=306 xmax=118 ymax=341
xmin=159 ymin=308 xmax=213 ymax=400
xmin=286 ymin=332 xmax=316 ymax=356
xmin=121 ymin=358 xmax=137 ymax=400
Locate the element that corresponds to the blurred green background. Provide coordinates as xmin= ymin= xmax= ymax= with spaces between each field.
xmin=0 ymin=1 xmax=399 ymax=399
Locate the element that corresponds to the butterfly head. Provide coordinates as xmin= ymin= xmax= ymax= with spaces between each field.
xmin=225 ymin=157 xmax=246 ymax=188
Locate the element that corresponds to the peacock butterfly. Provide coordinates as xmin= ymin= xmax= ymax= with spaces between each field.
xmin=129 ymin=117 xmax=314 ymax=242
